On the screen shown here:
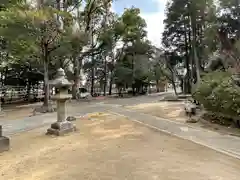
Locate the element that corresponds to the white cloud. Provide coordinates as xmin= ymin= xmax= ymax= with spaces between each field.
xmin=141 ymin=0 xmax=167 ymax=47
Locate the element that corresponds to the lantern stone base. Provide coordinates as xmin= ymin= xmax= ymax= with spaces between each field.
xmin=46 ymin=121 xmax=76 ymax=136
xmin=0 ymin=136 xmax=10 ymax=153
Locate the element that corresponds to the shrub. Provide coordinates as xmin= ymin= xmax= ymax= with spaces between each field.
xmin=193 ymin=71 xmax=240 ymax=117
xmin=193 ymin=71 xmax=230 ymax=109
xmin=212 ymin=78 xmax=240 ymax=117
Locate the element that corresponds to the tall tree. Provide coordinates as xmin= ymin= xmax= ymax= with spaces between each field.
xmin=0 ymin=1 xmax=73 ymax=111
xmin=162 ymin=0 xmax=216 ymax=93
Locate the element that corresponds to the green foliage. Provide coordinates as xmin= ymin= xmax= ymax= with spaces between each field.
xmin=107 ymin=7 xmax=152 ymax=91
xmin=113 ymin=40 xmax=152 ymax=88
xmin=0 ymin=5 xmax=73 ymax=61
xmin=0 ymin=0 xmax=163 ymax=98
xmin=150 ymin=55 xmax=170 ymax=83
xmin=114 ymin=65 xmax=132 ymax=86
xmin=194 ymin=71 xmax=229 ymax=99
xmin=194 ymin=71 xmax=240 ymax=117
xmin=120 ymin=7 xmax=147 ymax=41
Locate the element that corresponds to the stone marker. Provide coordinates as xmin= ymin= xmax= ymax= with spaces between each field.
xmin=184 ymin=101 xmax=197 ymax=116
xmin=66 ymin=116 xmax=76 ymax=122
xmin=46 ymin=68 xmax=76 ymax=136
xmin=0 ymin=125 xmax=10 ymax=153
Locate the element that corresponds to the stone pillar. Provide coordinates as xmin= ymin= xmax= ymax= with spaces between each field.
xmin=57 ymin=100 xmax=66 ymax=122
xmin=46 ymin=68 xmax=76 ymax=136
xmin=0 ymin=125 xmax=10 ymax=153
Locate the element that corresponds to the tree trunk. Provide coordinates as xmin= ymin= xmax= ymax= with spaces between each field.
xmin=43 ymin=59 xmax=49 ymax=107
xmin=91 ymin=66 xmax=95 ymax=96
xmin=156 ymin=80 xmax=160 ymax=92
xmin=132 ymin=54 xmax=135 ymax=96
xmin=172 ymin=80 xmax=177 ymax=96
xmin=192 ymin=26 xmax=201 ymax=86
xmin=194 ymin=47 xmax=201 ymax=83
xmin=132 ymin=84 xmax=135 ymax=96
xmin=27 ymin=80 xmax=31 ymax=101
xmin=72 ymin=56 xmax=80 ymax=99
xmin=90 ymin=18 xmax=95 ymax=96
xmin=103 ymin=57 xmax=107 ymax=96
xmin=109 ymin=71 xmax=113 ymax=95
xmin=108 ymin=52 xmax=115 ymax=96
xmin=43 ymin=45 xmax=49 ymax=107
xmin=102 ymin=2 xmax=110 ymax=96
xmin=187 ymin=13 xmax=193 ymax=82
xmin=169 ymin=66 xmax=177 ymax=95
xmin=183 ymin=22 xmax=191 ymax=94
xmin=190 ymin=2 xmax=201 ymax=85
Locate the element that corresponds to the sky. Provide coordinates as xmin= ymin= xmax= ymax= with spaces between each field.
xmin=112 ymin=0 xmax=167 ymax=47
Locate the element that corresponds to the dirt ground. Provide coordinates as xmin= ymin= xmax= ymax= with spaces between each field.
xmin=127 ymin=102 xmax=240 ymax=137
xmin=1 ymin=113 xmax=240 ymax=180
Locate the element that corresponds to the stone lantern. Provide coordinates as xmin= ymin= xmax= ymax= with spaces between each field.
xmin=46 ymin=68 xmax=76 ymax=136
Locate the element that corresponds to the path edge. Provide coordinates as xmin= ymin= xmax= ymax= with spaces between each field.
xmin=108 ymin=110 xmax=240 ymax=160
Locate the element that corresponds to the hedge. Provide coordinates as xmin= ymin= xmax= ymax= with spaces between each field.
xmin=193 ymin=71 xmax=240 ymax=118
